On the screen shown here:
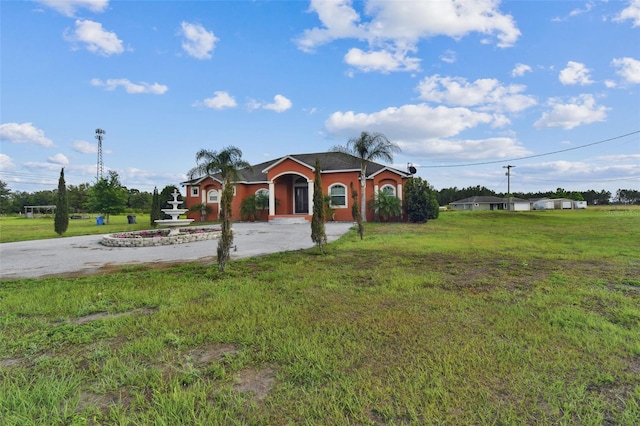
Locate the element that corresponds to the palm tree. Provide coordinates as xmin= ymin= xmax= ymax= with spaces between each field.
xmin=187 ymin=202 xmax=213 ymax=222
xmin=188 ymin=146 xmax=251 ymax=273
xmin=368 ymin=189 xmax=403 ymax=222
xmin=332 ymin=131 xmax=400 ymax=222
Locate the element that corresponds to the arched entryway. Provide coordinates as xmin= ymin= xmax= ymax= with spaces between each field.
xmin=268 ymin=172 xmax=313 ymax=221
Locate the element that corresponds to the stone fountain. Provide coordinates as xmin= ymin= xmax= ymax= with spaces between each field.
xmin=155 ymin=189 xmax=194 ymax=235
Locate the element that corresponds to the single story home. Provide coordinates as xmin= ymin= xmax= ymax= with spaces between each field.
xmin=181 ymin=151 xmax=412 ymax=223
xmin=448 ymin=196 xmax=531 ymax=211
xmin=450 ymin=196 xmax=587 ymax=211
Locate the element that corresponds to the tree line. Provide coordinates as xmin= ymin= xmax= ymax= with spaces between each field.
xmin=435 ymin=186 xmax=638 ymax=206
xmin=0 ymin=176 xmax=181 ymax=215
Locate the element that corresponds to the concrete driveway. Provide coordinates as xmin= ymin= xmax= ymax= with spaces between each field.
xmin=0 ymin=222 xmax=354 ymax=280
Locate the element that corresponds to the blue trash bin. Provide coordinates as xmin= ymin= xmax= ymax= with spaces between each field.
xmin=96 ymin=216 xmax=104 ymax=225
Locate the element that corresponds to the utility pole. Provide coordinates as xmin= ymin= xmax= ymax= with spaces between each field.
xmin=503 ymin=164 xmax=515 ymax=211
xmin=95 ymin=128 xmax=106 ymax=180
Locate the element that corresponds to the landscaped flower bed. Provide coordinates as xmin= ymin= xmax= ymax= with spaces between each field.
xmin=101 ymin=227 xmax=221 ymax=247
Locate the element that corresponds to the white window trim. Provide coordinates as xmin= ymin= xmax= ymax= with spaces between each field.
xmin=328 ymin=183 xmax=348 ymax=208
xmin=191 ymin=187 xmax=199 ymax=197
xmin=381 ymin=184 xmax=396 ymax=196
xmin=207 ymin=189 xmax=219 ymax=204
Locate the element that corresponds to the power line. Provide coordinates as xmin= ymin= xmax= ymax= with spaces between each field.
xmin=522 ymin=175 xmax=640 ymax=184
xmin=421 ymin=130 xmax=640 ymax=168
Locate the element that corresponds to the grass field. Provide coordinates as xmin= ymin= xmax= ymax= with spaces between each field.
xmin=1 ymin=208 xmax=639 ymax=424
xmin=0 ymin=215 xmax=217 ymax=244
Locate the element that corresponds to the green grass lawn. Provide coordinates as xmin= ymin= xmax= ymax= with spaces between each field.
xmin=1 ymin=208 xmax=639 ymax=424
xmin=0 ymin=215 xmax=218 ymax=243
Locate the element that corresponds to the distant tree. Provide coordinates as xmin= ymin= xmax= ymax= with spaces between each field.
xmin=189 ymin=146 xmax=251 ymax=273
xmin=30 ymin=190 xmax=56 ymax=206
xmin=405 ymin=177 xmax=439 ymax=222
xmin=150 ymin=187 xmax=161 ymax=228
xmin=350 ymin=182 xmax=363 ymax=240
xmin=67 ymin=183 xmax=90 ymax=213
xmin=615 ymin=188 xmax=640 ymax=205
xmin=332 ymin=131 xmax=400 ymax=222
xmin=369 ymin=189 xmax=402 ymax=222
xmin=54 ymin=168 xmax=69 ymax=236
xmin=311 ymin=159 xmax=327 ymax=253
xmin=0 ymin=180 xmax=11 ymax=214
xmin=7 ymin=190 xmax=30 ymax=214
xmin=87 ymin=171 xmax=128 ymax=224
xmin=128 ymin=189 xmax=152 ymax=212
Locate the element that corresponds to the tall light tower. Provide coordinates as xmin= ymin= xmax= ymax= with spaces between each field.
xmin=95 ymin=128 xmax=106 ymax=180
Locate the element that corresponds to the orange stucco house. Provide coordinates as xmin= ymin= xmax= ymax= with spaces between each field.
xmin=181 ymin=151 xmax=412 ymax=223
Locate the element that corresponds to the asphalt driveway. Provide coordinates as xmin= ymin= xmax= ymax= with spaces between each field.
xmin=0 ymin=222 xmax=354 ymax=280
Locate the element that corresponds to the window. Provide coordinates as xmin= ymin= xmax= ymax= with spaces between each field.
xmin=329 ymin=184 xmax=347 ymax=207
xmin=191 ymin=187 xmax=199 ymax=197
xmin=256 ymin=188 xmax=269 ymax=198
xmin=381 ymin=185 xmax=396 ymax=196
xmin=207 ymin=189 xmax=219 ymax=203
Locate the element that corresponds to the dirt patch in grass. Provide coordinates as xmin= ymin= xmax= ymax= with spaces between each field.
xmin=65 ymin=307 xmax=158 ymax=325
xmin=0 ymin=357 xmax=26 ymax=368
xmin=187 ymin=343 xmax=239 ymax=367
xmin=233 ymin=366 xmax=276 ymax=401
xmin=76 ymin=389 xmax=130 ymax=413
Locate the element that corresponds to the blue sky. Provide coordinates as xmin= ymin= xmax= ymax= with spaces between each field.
xmin=1 ymin=0 xmax=639 ymax=196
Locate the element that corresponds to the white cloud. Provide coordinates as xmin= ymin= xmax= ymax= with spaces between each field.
xmin=48 ymin=153 xmax=70 ymax=166
xmin=91 ymin=78 xmax=168 ymax=94
xmin=511 ymin=63 xmax=532 ymax=77
xmin=194 ymin=91 xmax=238 ymax=109
xmin=179 ymin=22 xmax=217 ymax=59
xmin=247 ymin=95 xmax=292 ymax=112
xmin=440 ymin=50 xmax=456 ymax=64
xmin=295 ymin=0 xmax=366 ymax=53
xmin=534 ymin=94 xmax=608 ymax=129
xmin=399 ymin=136 xmax=531 ymax=161
xmin=64 ymin=19 xmax=124 ymax=56
xmin=0 ymin=122 xmax=54 ymax=147
xmin=0 ymin=154 xmax=15 ymax=171
xmin=73 ymin=140 xmax=98 ymax=154
xmin=416 ymin=75 xmax=537 ymax=113
xmin=325 ymin=103 xmax=495 ymax=139
xmin=559 ymin=61 xmax=593 ymax=85
xmin=569 ymin=2 xmax=595 ymax=17
xmin=344 ymin=47 xmax=420 ymax=73
xmin=296 ymin=0 xmax=520 ymax=73
xmin=36 ymin=0 xmax=109 ymax=17
xmin=264 ymin=95 xmax=293 ymax=112
xmin=611 ymin=57 xmax=640 ymax=84
xmin=613 ymin=0 xmax=640 ymax=27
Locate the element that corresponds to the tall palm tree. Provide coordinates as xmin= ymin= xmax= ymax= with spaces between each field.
xmin=332 ymin=131 xmax=400 ymax=222
xmin=189 ymin=146 xmax=251 ymax=273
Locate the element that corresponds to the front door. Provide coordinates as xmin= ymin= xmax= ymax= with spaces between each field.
xmin=294 ymin=186 xmax=308 ymax=214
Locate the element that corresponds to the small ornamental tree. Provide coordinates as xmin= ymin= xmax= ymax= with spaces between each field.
xmin=311 ymin=159 xmax=327 ymax=253
xmin=350 ymin=182 xmax=363 ymax=240
xmin=150 ymin=187 xmax=160 ymax=228
xmin=54 ymin=168 xmax=69 ymax=236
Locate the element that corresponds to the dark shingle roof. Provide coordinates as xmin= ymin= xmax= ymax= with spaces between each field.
xmin=184 ymin=151 xmax=409 ymax=184
xmin=450 ymin=196 xmax=506 ymax=204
